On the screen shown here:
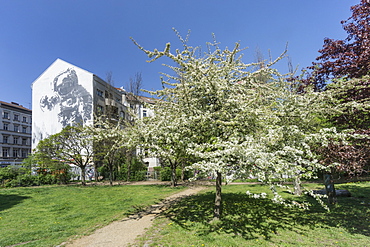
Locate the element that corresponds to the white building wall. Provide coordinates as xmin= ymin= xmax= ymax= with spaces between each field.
xmin=31 ymin=59 xmax=94 ymax=150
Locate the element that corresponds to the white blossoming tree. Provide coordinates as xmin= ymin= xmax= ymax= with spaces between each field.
xmin=132 ymin=32 xmax=336 ymax=219
xmin=88 ymin=113 xmax=145 ymax=185
xmin=88 ymin=117 xmax=126 ymax=186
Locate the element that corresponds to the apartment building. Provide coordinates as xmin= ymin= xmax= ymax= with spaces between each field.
xmin=31 ymin=58 xmax=128 ymax=150
xmin=124 ymin=93 xmax=158 ymax=172
xmin=0 ymin=101 xmax=32 ymax=167
xmin=31 ymin=58 xmax=159 ymax=173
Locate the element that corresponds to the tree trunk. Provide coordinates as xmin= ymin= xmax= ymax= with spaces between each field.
xmin=293 ymin=175 xmax=302 ymax=195
xmin=81 ymin=166 xmax=86 ymax=186
xmin=324 ymin=173 xmax=336 ymax=204
xmin=109 ymin=165 xmax=113 ymax=186
xmin=126 ymin=154 xmax=132 ymax=182
xmin=214 ymin=171 xmax=222 ymax=220
xmin=181 ymin=163 xmax=185 ymax=182
xmin=170 ymin=160 xmax=177 ymax=187
xmin=93 ymin=162 xmax=98 ymax=182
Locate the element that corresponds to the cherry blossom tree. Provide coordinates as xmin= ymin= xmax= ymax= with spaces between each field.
xmin=132 ymin=32 xmax=340 ymax=219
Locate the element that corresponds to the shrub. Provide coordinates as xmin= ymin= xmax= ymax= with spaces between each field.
xmin=17 ymin=174 xmax=39 ymax=187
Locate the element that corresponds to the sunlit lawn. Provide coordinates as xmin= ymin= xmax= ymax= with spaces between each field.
xmin=133 ymin=182 xmax=370 ymax=247
xmin=0 ymin=184 xmax=186 ymax=247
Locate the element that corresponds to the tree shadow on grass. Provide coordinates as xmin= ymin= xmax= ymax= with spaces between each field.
xmin=163 ymin=189 xmax=370 ymax=240
xmin=0 ymin=194 xmax=30 ymax=211
xmin=326 ymin=183 xmax=370 ymax=236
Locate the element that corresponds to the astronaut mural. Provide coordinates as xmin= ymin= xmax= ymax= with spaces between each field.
xmin=32 ymin=59 xmax=94 ymax=149
xmin=40 ymin=68 xmax=92 ymax=126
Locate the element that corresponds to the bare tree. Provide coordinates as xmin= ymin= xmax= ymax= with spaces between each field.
xmin=127 ymin=72 xmax=143 ymax=96
xmin=105 ymin=71 xmax=115 ymax=86
xmin=125 ymin=72 xmax=144 ymax=181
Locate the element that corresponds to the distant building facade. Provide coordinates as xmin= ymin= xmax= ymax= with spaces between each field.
xmin=0 ymin=101 xmax=32 ymax=167
xmin=125 ymin=93 xmax=158 ymax=173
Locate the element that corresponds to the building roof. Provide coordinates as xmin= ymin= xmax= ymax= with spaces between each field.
xmin=0 ymin=101 xmax=32 ymax=112
xmin=126 ymin=94 xmax=157 ymax=104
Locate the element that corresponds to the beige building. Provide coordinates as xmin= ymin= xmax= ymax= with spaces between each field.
xmin=0 ymin=101 xmax=32 ymax=167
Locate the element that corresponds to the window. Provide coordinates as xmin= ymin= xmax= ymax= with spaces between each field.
xmin=120 ymin=111 xmax=125 ymax=119
xmin=97 ymin=89 xmax=103 ymax=97
xmin=22 ymin=138 xmax=27 ymax=145
xmin=23 ymin=116 xmax=27 ymax=123
xmin=105 ymin=91 xmax=112 ymax=99
xmin=3 ymin=112 xmax=9 ymax=119
xmin=21 ymin=149 xmax=28 ymax=158
xmin=142 ymin=109 xmax=147 ymax=118
xmin=3 ymin=123 xmax=8 ymax=130
xmin=2 ymin=148 xmax=9 ymax=158
xmin=13 ymin=149 xmax=19 ymax=158
xmin=22 ymin=127 xmax=27 ymax=133
xmin=97 ymin=105 xmax=103 ymax=114
xmin=3 ymin=136 xmax=8 ymax=144
xmin=14 ymin=125 xmax=19 ymax=132
xmin=14 ymin=114 xmax=19 ymax=121
xmin=13 ymin=137 xmax=18 ymax=145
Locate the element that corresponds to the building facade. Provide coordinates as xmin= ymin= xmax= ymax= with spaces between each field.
xmin=0 ymin=101 xmax=32 ymax=167
xmin=31 ymin=58 xmax=127 ymax=150
xmin=125 ymin=93 xmax=158 ymax=172
xmin=31 ymin=58 xmax=159 ymax=173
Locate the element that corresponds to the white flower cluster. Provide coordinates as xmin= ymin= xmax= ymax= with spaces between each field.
xmin=246 ymin=191 xmax=267 ymax=199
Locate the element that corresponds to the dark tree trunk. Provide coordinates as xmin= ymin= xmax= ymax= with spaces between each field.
xmin=126 ymin=153 xmax=132 ymax=182
xmin=214 ymin=171 xmax=222 ymax=220
xmin=170 ymin=160 xmax=177 ymax=187
xmin=109 ymin=164 xmax=114 ymax=186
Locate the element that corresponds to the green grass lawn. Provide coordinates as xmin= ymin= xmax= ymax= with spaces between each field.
xmin=0 ymin=184 xmax=186 ymax=247
xmin=133 ymin=182 xmax=370 ymax=247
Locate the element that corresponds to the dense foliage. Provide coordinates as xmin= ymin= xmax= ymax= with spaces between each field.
xmin=302 ymin=1 xmax=370 ymax=178
xmin=0 ymin=166 xmax=71 ymax=187
xmin=307 ymin=0 xmax=370 ymax=89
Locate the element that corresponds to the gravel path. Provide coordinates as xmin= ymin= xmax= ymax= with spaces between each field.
xmin=62 ymin=186 xmax=206 ymax=247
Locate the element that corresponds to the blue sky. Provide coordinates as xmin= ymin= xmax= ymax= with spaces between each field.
xmin=0 ymin=0 xmax=359 ymax=109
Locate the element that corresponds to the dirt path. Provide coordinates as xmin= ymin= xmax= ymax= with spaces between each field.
xmin=62 ymin=186 xmax=206 ymax=247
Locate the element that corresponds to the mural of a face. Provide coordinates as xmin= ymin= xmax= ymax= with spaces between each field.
xmin=39 ymin=68 xmax=92 ymax=127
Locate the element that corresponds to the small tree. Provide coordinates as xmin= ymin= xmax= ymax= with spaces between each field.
xmin=34 ymin=125 xmax=94 ymax=186
xmin=138 ymin=108 xmax=192 ymax=187
xmin=89 ymin=117 xmax=127 ymax=186
xmin=316 ymin=76 xmax=370 ymax=178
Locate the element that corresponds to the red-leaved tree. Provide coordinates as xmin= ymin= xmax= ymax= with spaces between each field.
xmin=308 ymin=0 xmax=370 ymax=89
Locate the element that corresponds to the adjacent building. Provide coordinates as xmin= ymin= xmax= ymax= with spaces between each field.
xmin=0 ymin=101 xmax=32 ymax=167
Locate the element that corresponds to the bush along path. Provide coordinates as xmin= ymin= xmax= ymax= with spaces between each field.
xmin=61 ymin=186 xmax=206 ymax=247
